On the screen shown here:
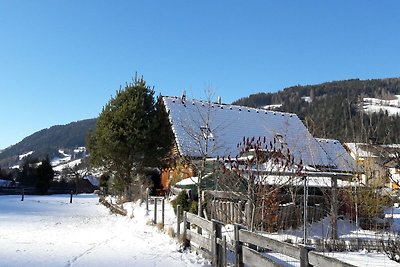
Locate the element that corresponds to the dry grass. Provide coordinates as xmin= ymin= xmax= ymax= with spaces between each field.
xmin=156 ymin=223 xmax=164 ymax=231
xmin=167 ymin=227 xmax=175 ymax=238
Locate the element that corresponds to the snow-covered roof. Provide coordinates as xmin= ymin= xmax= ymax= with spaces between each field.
xmin=345 ymin=143 xmax=374 ymax=159
xmin=175 ymin=176 xmax=198 ymax=186
xmin=163 ymin=96 xmax=333 ymax=168
xmin=316 ymin=138 xmax=357 ymax=172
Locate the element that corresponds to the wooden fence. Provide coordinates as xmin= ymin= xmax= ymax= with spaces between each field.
xmin=178 ymin=210 xmax=357 ymax=267
xmin=210 ymin=199 xmax=326 ymax=230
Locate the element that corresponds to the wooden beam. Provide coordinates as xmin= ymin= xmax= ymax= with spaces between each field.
xmin=186 ymin=212 xmax=214 ymax=232
xmin=308 ymin=251 xmax=357 ymax=267
xmin=239 ymin=229 xmax=301 ymax=260
xmin=242 ymin=246 xmax=285 ymax=267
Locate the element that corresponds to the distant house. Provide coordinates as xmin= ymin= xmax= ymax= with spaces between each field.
xmin=161 ymin=96 xmax=355 ymax=190
xmin=345 ymin=143 xmax=400 ymax=188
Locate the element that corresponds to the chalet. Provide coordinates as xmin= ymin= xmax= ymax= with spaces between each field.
xmin=345 ymin=142 xmax=400 ymax=188
xmin=161 ymin=96 xmax=359 ymax=234
xmin=161 ymin=96 xmax=356 ymax=190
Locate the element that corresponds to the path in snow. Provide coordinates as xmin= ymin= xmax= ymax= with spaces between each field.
xmin=0 ymin=194 xmax=208 ymax=267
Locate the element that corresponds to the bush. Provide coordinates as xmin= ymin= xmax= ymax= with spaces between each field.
xmin=189 ymin=201 xmax=198 ymax=215
xmin=171 ymin=191 xmax=193 ymax=216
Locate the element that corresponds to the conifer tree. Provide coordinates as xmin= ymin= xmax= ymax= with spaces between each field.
xmin=35 ymin=157 xmax=54 ymax=194
xmin=87 ymin=76 xmax=173 ymax=195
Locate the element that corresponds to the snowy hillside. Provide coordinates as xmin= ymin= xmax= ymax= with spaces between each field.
xmin=263 ymin=104 xmax=283 ymax=110
xmin=363 ymin=95 xmax=400 ymax=116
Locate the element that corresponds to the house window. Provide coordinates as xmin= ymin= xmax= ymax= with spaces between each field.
xmin=275 ymin=134 xmax=286 ymax=144
xmin=200 ymin=126 xmax=214 ymax=141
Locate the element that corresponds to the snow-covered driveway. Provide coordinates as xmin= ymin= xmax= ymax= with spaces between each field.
xmin=0 ymin=194 xmax=207 ymax=267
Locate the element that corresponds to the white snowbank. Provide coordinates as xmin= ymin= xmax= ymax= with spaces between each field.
xmin=0 ymin=194 xmax=208 ymax=267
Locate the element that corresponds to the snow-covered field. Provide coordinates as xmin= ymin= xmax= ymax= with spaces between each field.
xmin=0 ymin=194 xmax=208 ymax=267
xmin=363 ymin=95 xmax=400 ymax=116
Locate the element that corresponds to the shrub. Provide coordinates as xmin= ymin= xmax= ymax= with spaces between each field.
xmin=189 ymin=200 xmax=198 ymax=215
xmin=171 ymin=191 xmax=190 ymax=215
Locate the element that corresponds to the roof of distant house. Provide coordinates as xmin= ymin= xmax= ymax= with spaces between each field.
xmin=316 ymin=138 xmax=357 ymax=172
xmin=163 ymin=96 xmax=334 ymax=168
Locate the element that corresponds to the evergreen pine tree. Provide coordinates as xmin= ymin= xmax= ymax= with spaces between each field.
xmin=35 ymin=157 xmax=54 ymax=194
xmin=87 ymin=76 xmax=173 ymax=195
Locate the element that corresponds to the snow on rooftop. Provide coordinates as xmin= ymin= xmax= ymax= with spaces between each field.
xmin=345 ymin=143 xmax=375 ymax=159
xmin=176 ymin=176 xmax=199 ymax=186
xmin=163 ymin=96 xmax=332 ymax=168
xmin=316 ymin=138 xmax=357 ymax=172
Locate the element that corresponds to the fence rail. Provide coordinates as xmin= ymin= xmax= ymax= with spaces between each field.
xmin=178 ymin=211 xmax=358 ymax=267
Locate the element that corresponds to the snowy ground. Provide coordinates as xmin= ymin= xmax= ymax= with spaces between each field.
xmin=0 ymin=194 xmax=208 ymax=267
xmin=363 ymin=95 xmax=400 ymax=116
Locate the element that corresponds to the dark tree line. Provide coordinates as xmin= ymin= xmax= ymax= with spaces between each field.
xmin=9 ymin=157 xmax=55 ymax=194
xmin=233 ymin=78 xmax=400 ymax=144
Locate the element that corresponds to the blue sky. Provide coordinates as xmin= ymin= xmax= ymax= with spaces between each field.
xmin=1 ymin=1 xmax=399 ymax=149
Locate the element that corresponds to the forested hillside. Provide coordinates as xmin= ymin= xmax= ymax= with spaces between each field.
xmin=233 ymin=78 xmax=400 ymax=144
xmin=0 ymin=119 xmax=96 ymax=167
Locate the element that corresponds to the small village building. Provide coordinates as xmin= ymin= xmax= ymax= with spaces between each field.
xmin=162 ymin=96 xmax=355 ymax=187
xmin=345 ymin=143 xmax=400 ymax=188
xmin=161 ymin=96 xmax=357 ymax=234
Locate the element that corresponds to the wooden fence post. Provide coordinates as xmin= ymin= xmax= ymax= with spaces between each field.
xmin=234 ymin=224 xmax=244 ymax=267
xmin=245 ymin=202 xmax=251 ymax=229
xmin=177 ymin=205 xmax=181 ymax=239
xmin=70 ymin=190 xmax=73 ymax=204
xmin=230 ymin=201 xmax=234 ymax=223
xmin=212 ymin=220 xmax=222 ymax=267
xmin=154 ymin=197 xmax=158 ymax=224
xmin=146 ymin=188 xmax=149 ymax=211
xmin=183 ymin=211 xmax=189 ymax=245
xmin=140 ymin=185 xmax=144 ymax=205
xmin=21 ymin=188 xmax=24 ymax=201
xmin=162 ymin=198 xmax=165 ymax=228
xmin=222 ymin=235 xmax=227 ymax=267
xmin=299 ymin=244 xmax=313 ymax=267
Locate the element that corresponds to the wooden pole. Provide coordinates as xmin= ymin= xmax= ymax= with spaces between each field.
xmin=183 ymin=211 xmax=188 ymax=244
xmin=234 ymin=224 xmax=243 ymax=267
xmin=162 ymin=198 xmax=165 ymax=228
xmin=21 ymin=188 xmax=24 ymax=201
xmin=222 ymin=235 xmax=227 ymax=267
xmin=154 ymin=197 xmax=157 ymax=224
xmin=177 ymin=205 xmax=181 ymax=239
xmin=70 ymin=190 xmax=73 ymax=204
xmin=146 ymin=188 xmax=149 ymax=211
xmin=331 ymin=176 xmax=338 ymax=240
xmin=212 ymin=220 xmax=222 ymax=266
xmin=303 ymin=176 xmax=308 ymax=244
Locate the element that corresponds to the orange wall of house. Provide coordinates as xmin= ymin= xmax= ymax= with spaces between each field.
xmin=160 ymin=164 xmax=194 ymax=190
xmin=161 ymin=169 xmax=170 ymax=190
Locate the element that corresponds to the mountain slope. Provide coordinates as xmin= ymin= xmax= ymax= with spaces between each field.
xmin=233 ymin=78 xmax=400 ymax=144
xmin=0 ymin=118 xmax=96 ymax=168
